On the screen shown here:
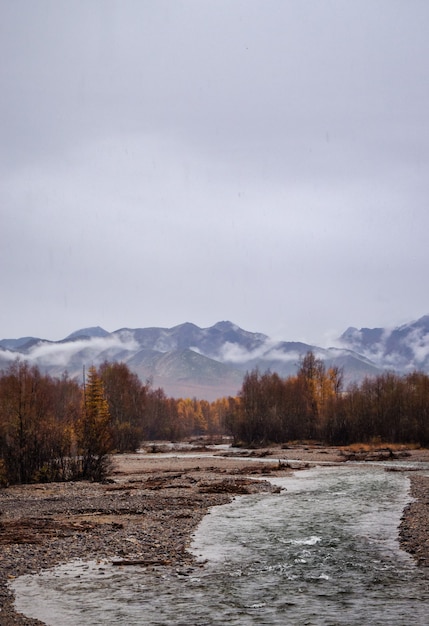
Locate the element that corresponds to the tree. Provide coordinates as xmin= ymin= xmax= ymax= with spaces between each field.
xmin=77 ymin=366 xmax=112 ymax=480
xmin=145 ymin=387 xmax=180 ymax=440
xmin=99 ymin=361 xmax=147 ymax=452
xmin=297 ymin=352 xmax=344 ymax=440
xmin=0 ymin=360 xmax=48 ymax=483
xmin=0 ymin=361 xmax=80 ymax=484
xmin=297 ymin=352 xmax=324 ymax=438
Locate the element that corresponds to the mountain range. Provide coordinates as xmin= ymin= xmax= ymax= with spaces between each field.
xmin=1 ymin=316 xmax=429 ymax=400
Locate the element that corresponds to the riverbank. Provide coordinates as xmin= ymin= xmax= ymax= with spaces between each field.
xmin=400 ymin=474 xmax=429 ymax=566
xmin=1 ymin=445 xmax=428 ymax=625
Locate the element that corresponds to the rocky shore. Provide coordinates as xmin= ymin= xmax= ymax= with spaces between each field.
xmin=0 ymin=452 xmax=291 ymax=625
xmin=1 ymin=445 xmax=428 ymax=625
xmin=399 ymin=474 xmax=429 ymax=566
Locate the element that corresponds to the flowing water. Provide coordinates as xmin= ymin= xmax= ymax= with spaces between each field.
xmin=12 ymin=465 xmax=429 ymax=625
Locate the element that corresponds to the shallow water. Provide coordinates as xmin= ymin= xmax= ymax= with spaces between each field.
xmin=12 ymin=465 xmax=429 ymax=625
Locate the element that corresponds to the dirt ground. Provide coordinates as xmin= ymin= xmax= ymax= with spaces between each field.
xmin=111 ymin=442 xmax=429 ymax=476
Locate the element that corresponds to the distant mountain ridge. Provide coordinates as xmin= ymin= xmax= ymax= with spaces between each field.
xmin=338 ymin=315 xmax=429 ymax=373
xmin=1 ymin=317 xmax=429 ymax=400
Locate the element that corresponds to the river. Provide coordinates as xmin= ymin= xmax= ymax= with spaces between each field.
xmin=12 ymin=464 xmax=429 ymax=625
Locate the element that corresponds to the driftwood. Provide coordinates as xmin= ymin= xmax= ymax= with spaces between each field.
xmin=111 ymin=558 xmax=171 ymax=566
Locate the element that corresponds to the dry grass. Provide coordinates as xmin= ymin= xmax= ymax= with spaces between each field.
xmin=340 ymin=442 xmax=421 ymax=453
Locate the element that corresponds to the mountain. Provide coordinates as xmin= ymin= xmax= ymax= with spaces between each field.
xmin=63 ymin=326 xmax=111 ymax=341
xmin=128 ymin=348 xmax=244 ymax=400
xmin=338 ymin=315 xmax=429 ymax=373
xmin=0 ymin=336 xmax=42 ymax=351
xmin=1 ymin=317 xmax=428 ymax=400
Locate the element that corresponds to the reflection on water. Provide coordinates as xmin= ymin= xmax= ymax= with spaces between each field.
xmin=12 ymin=465 xmax=429 ymax=625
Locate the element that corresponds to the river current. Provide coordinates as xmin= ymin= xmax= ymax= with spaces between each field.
xmin=12 ymin=464 xmax=429 ymax=625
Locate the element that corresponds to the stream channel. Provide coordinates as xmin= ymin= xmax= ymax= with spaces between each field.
xmin=11 ymin=463 xmax=429 ymax=625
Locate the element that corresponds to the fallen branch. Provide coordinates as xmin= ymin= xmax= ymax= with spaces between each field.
xmin=111 ymin=558 xmax=171 ymax=566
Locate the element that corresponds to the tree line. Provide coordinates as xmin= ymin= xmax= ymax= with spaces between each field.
xmin=228 ymin=352 xmax=429 ymax=447
xmin=0 ymin=360 xmax=232 ymax=485
xmin=2 ymin=352 xmax=429 ymax=485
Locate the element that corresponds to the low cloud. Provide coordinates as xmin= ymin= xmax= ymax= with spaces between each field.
xmin=337 ymin=323 xmax=429 ymax=372
xmin=22 ymin=333 xmax=139 ymax=369
xmin=0 ymin=348 xmax=21 ymax=363
xmin=402 ymin=328 xmax=429 ymax=365
xmin=337 ymin=327 xmax=393 ymax=367
xmin=217 ymin=341 xmax=313 ymax=365
xmin=218 ymin=340 xmax=276 ymax=364
xmin=262 ymin=349 xmax=303 ymax=364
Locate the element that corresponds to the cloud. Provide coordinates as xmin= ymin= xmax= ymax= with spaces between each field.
xmin=25 ymin=333 xmax=139 ymax=369
xmin=402 ymin=328 xmax=429 ymax=366
xmin=217 ymin=341 xmax=308 ymax=365
xmin=217 ymin=340 xmax=275 ymax=364
xmin=0 ymin=349 xmax=21 ymax=363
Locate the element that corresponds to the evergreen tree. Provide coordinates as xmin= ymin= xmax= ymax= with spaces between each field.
xmin=78 ymin=366 xmax=112 ymax=480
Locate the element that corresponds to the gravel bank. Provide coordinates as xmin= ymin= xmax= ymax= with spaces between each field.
xmin=399 ymin=474 xmax=429 ymax=566
xmin=1 ymin=446 xmax=428 ymax=625
xmin=0 ymin=454 xmax=288 ymax=625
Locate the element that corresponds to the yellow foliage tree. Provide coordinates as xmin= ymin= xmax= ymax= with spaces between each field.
xmin=77 ymin=366 xmax=112 ymax=480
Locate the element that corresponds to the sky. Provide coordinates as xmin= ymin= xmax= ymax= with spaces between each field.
xmin=1 ymin=1 xmax=429 ymax=346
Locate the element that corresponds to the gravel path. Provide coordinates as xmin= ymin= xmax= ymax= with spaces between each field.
xmin=1 ymin=446 xmax=428 ymax=625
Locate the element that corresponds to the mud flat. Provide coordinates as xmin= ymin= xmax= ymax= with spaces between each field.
xmin=1 ymin=445 xmax=428 ymax=625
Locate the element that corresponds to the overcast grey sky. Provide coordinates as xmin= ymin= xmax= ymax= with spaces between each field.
xmin=1 ymin=1 xmax=428 ymax=344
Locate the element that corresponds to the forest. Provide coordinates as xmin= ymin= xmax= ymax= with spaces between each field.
xmin=0 ymin=352 xmax=428 ymax=485
xmin=0 ymin=360 xmax=232 ymax=485
xmin=229 ymin=352 xmax=429 ymax=447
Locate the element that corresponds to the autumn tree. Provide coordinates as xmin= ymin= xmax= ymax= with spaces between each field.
xmin=220 ymin=396 xmax=241 ymax=438
xmin=145 ymin=387 xmax=181 ymax=440
xmin=176 ymin=398 xmax=209 ymax=437
xmin=0 ymin=361 xmax=80 ymax=484
xmin=404 ymin=372 xmax=429 ymax=445
xmin=35 ymin=373 xmax=82 ymax=481
xmin=297 ymin=352 xmax=324 ymax=437
xmin=230 ymin=370 xmax=286 ymax=444
xmin=228 ymin=354 xmax=344 ymax=446
xmin=209 ymin=397 xmax=231 ymax=436
xmin=0 ymin=361 xmax=49 ymax=483
xmin=98 ymin=361 xmax=147 ymax=452
xmin=77 ymin=366 xmax=112 ymax=480
xmin=297 ymin=352 xmax=344 ymax=439
xmin=280 ymin=375 xmax=310 ymax=441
